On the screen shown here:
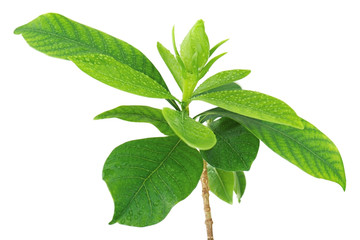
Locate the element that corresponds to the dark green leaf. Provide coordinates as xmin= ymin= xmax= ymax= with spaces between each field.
xmin=69 ymin=53 xmax=176 ymax=99
xmin=200 ymin=108 xmax=346 ymax=190
xmin=192 ymin=90 xmax=303 ymax=129
xmin=103 ymin=136 xmax=203 ymax=226
xmin=14 ymin=13 xmax=173 ymax=96
xmin=207 ymin=164 xmax=234 ymax=204
xmin=162 ymin=108 xmax=216 ymax=150
xmin=157 ymin=42 xmax=183 ymax=91
xmin=209 ymin=39 xmax=229 ymax=57
xmin=198 ymin=52 xmax=227 ymax=79
xmin=234 ymin=171 xmax=246 ymax=203
xmin=193 ymin=69 xmax=250 ymax=96
xmin=94 ymin=105 xmax=174 ymax=135
xmin=201 ymin=118 xmax=259 ymax=171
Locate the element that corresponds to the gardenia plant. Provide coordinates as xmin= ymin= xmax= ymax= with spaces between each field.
xmin=15 ymin=13 xmax=346 ymax=240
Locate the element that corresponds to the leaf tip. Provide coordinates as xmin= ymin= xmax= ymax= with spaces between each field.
xmin=93 ymin=115 xmax=102 ymax=120
xmin=340 ymin=179 xmax=346 ymax=192
xmin=14 ymin=26 xmax=23 ymax=35
xmin=291 ymin=118 xmax=304 ymax=129
xmin=109 ymin=219 xmax=117 ymax=225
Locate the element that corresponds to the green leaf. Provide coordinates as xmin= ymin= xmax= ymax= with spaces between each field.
xmin=207 ymin=164 xmax=234 ymax=204
xmin=209 ymin=39 xmax=229 ymax=57
xmin=193 ymin=69 xmax=250 ymax=96
xmin=201 ymin=82 xmax=242 ymax=94
xmin=172 ymin=26 xmax=186 ymax=71
xmin=157 ymin=42 xmax=184 ymax=91
xmin=201 ymin=118 xmax=259 ymax=171
xmin=200 ymin=108 xmax=346 ymax=190
xmin=162 ymin=108 xmax=216 ymax=150
xmin=234 ymin=171 xmax=246 ymax=203
xmin=180 ymin=20 xmax=210 ymax=73
xmin=103 ymin=136 xmax=203 ymax=227
xmin=69 ymin=53 xmax=175 ymax=99
xmin=14 ymin=13 xmax=173 ymax=97
xmin=192 ymin=90 xmax=303 ymax=129
xmin=198 ymin=52 xmax=227 ymax=79
xmin=94 ymin=105 xmax=174 ymax=135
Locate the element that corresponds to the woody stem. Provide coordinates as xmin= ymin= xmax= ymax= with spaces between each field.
xmin=201 ymin=160 xmax=214 ymax=240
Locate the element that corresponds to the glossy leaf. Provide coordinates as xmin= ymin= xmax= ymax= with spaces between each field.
xmin=69 ymin=53 xmax=175 ymax=99
xmin=199 ymin=52 xmax=227 ymax=79
xmin=157 ymin=42 xmax=184 ymax=91
xmin=94 ymin=105 xmax=174 ymax=135
xmin=103 ymin=136 xmax=203 ymax=226
xmin=234 ymin=171 xmax=246 ymax=203
xmin=193 ymin=69 xmax=250 ymax=96
xmin=201 ymin=82 xmax=242 ymax=95
xmin=162 ymin=108 xmax=216 ymax=150
xmin=192 ymin=90 xmax=303 ymax=129
xmin=180 ymin=20 xmax=210 ymax=72
xmin=201 ymin=118 xmax=259 ymax=171
xmin=207 ymin=164 xmax=234 ymax=204
xmin=14 ymin=13 xmax=170 ymax=92
xmin=209 ymin=39 xmax=229 ymax=57
xmin=199 ymin=108 xmax=346 ymax=190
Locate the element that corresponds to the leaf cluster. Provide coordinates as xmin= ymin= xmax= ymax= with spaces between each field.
xmin=15 ymin=13 xmax=346 ymax=227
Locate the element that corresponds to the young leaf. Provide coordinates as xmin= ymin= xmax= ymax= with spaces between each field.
xmin=157 ymin=42 xmax=184 ymax=91
xmin=94 ymin=105 xmax=174 ymax=135
xmin=14 ymin=13 xmax=170 ymax=92
xmin=172 ymin=26 xmax=186 ymax=71
xmin=69 ymin=53 xmax=176 ymax=99
xmin=103 ymin=136 xmax=203 ymax=227
xmin=192 ymin=90 xmax=303 ymax=129
xmin=234 ymin=171 xmax=246 ymax=203
xmin=209 ymin=39 xmax=229 ymax=57
xmin=201 ymin=118 xmax=259 ymax=171
xmin=200 ymin=108 xmax=346 ymax=190
xmin=193 ymin=69 xmax=250 ymax=96
xmin=162 ymin=108 xmax=216 ymax=150
xmin=198 ymin=52 xmax=227 ymax=79
xmin=180 ymin=20 xmax=210 ymax=73
xmin=207 ymin=164 xmax=234 ymax=204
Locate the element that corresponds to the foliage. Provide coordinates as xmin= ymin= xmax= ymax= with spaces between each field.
xmin=15 ymin=13 xmax=346 ymax=231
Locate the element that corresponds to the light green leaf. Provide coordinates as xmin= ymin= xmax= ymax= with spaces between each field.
xmin=192 ymin=90 xmax=303 ymax=129
xmin=193 ymin=69 xmax=250 ymax=96
xmin=198 ymin=52 xmax=227 ymax=79
xmin=195 ymin=83 xmax=242 ymax=123
xmin=201 ymin=82 xmax=242 ymax=95
xmin=209 ymin=39 xmax=229 ymax=57
xmin=234 ymin=171 xmax=246 ymax=203
xmin=157 ymin=42 xmax=183 ymax=91
xmin=162 ymin=108 xmax=216 ymax=150
xmin=180 ymin=19 xmax=210 ymax=73
xmin=200 ymin=108 xmax=346 ymax=190
xmin=207 ymin=164 xmax=234 ymax=204
xmin=201 ymin=118 xmax=259 ymax=171
xmin=14 ymin=13 xmax=170 ymax=91
xmin=172 ymin=26 xmax=186 ymax=71
xmin=103 ymin=136 xmax=203 ymax=227
xmin=69 ymin=53 xmax=175 ymax=99
xmin=94 ymin=105 xmax=174 ymax=135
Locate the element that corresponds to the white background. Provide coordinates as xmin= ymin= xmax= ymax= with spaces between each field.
xmin=1 ymin=0 xmax=359 ymax=239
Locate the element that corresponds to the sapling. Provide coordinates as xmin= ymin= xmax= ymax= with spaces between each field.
xmin=15 ymin=13 xmax=346 ymax=239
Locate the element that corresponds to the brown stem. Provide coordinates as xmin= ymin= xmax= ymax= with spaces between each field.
xmin=201 ymin=160 xmax=214 ymax=240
